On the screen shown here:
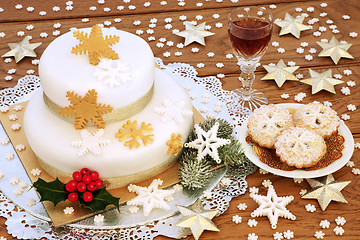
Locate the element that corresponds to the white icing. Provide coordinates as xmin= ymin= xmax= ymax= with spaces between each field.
xmin=39 ymin=27 xmax=154 ymax=109
xmin=94 ymin=59 xmax=133 ymax=87
xmin=24 ymin=69 xmax=193 ymax=178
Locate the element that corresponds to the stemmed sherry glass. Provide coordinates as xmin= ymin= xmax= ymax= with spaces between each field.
xmin=228 ymin=6 xmax=273 ymax=110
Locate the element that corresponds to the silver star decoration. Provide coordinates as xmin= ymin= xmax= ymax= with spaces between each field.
xmin=1 ymin=37 xmax=42 ymax=63
xmin=317 ymin=36 xmax=354 ymax=64
xmin=175 ymin=22 xmax=214 ymax=46
xmin=301 ymin=69 xmax=344 ymax=94
xmin=184 ymin=122 xmax=231 ymax=163
xmin=275 ymin=13 xmax=312 ymax=38
xmin=302 ymin=174 xmax=351 ymax=211
xmin=261 ymin=59 xmax=299 ymax=87
xmin=176 ymin=199 xmax=220 ymax=240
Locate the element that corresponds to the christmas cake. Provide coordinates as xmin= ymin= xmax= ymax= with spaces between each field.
xmin=24 ymin=25 xmax=194 ymax=188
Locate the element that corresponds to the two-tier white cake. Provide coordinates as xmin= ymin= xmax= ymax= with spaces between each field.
xmin=24 ymin=26 xmax=193 ymax=188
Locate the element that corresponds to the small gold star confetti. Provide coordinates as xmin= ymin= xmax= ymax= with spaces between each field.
xmin=261 ymin=59 xmax=299 ymax=87
xmin=175 ymin=22 xmax=214 ymax=46
xmin=300 ymin=69 xmax=344 ymax=94
xmin=176 ymin=199 xmax=220 ymax=240
xmin=275 ymin=13 xmax=312 ymax=38
xmin=317 ymin=36 xmax=354 ymax=64
xmin=1 ymin=37 xmax=41 ymax=63
xmin=302 ymin=174 xmax=350 ymax=211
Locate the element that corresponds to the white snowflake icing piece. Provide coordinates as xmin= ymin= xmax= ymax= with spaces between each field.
xmin=19 ymin=181 xmax=28 ymax=189
xmin=335 ymin=216 xmax=346 ymax=225
xmin=347 ymin=104 xmax=356 ymax=111
xmin=11 ymin=123 xmax=21 ymax=131
xmin=221 ymin=177 xmax=231 ymax=186
xmin=26 ymin=199 xmax=36 ymax=207
xmin=352 ymin=168 xmax=360 ymax=175
xmin=71 ymin=129 xmax=110 ymax=157
xmin=6 ymin=152 xmax=15 ymax=160
xmin=10 ymin=177 xmax=20 ymax=185
xmin=154 ymin=98 xmax=193 ymax=123
xmin=237 ymin=203 xmax=247 ymax=210
xmin=299 ymin=189 xmax=307 ymax=196
xmin=31 ymin=168 xmax=41 ymax=176
xmin=250 ymin=185 xmax=296 ymax=229
xmin=184 ymin=122 xmax=230 ymax=163
xmin=314 ymin=230 xmax=325 ymax=239
xmin=0 ymin=170 xmax=4 ymax=179
xmin=347 ymin=81 xmax=356 ymax=87
xmin=305 ymin=204 xmax=316 ymax=212
xmin=346 ymin=160 xmax=355 ymax=167
xmin=94 ymin=214 xmax=104 ymax=223
xmin=293 ymin=178 xmax=303 ymax=183
xmin=248 ymin=233 xmax=258 ymax=240
xmin=341 ymin=114 xmax=350 ymax=120
xmin=355 ymin=142 xmax=360 ymax=149
xmin=64 ymin=207 xmax=74 ymax=215
xmin=173 ymin=184 xmax=183 ymax=192
xmin=247 ymin=219 xmax=258 ymax=227
xmin=273 ymin=232 xmax=283 ymax=240
xmin=283 ymin=230 xmax=294 ymax=239
xmin=249 ymin=187 xmax=259 ymax=194
xmin=343 ymin=69 xmax=352 ymax=75
xmin=334 ymin=226 xmax=344 ymax=235
xmin=259 ymin=168 xmax=269 ymax=174
xmin=14 ymin=187 xmax=24 ymax=196
xmin=15 ymin=144 xmax=26 ymax=151
xmin=232 ymin=214 xmax=242 ymax=224
xmin=14 ymin=105 xmax=23 ymax=111
xmin=202 ymin=189 xmax=212 ymax=199
xmin=94 ymin=59 xmax=132 ymax=87
xmin=1 ymin=137 xmax=9 ymax=145
xmin=323 ymin=101 xmax=332 ymax=107
xmin=320 ymin=219 xmax=330 ymax=229
xmin=127 ymin=179 xmax=174 ymax=216
xmin=281 ymin=93 xmax=289 ymax=99
xmin=128 ymin=206 xmax=139 ymax=213
xmin=262 ymin=179 xmax=272 ymax=188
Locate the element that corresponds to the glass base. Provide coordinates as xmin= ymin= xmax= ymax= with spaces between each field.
xmin=233 ymin=88 xmax=268 ymax=111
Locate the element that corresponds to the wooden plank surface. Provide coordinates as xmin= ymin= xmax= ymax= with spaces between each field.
xmin=0 ymin=0 xmax=359 ymax=239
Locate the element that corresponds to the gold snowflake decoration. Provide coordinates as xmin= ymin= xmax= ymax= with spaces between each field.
xmin=71 ymin=24 xmax=120 ymax=66
xmin=166 ymin=133 xmax=183 ymax=155
xmin=59 ymin=89 xmax=113 ymax=129
xmin=115 ymin=120 xmax=154 ymax=149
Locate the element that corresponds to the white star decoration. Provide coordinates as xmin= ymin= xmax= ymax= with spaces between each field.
xmin=261 ymin=59 xmax=299 ymax=87
xmin=185 ymin=122 xmax=230 ymax=163
xmin=250 ymin=185 xmax=296 ymax=229
xmin=71 ymin=129 xmax=110 ymax=156
xmin=175 ymin=22 xmax=214 ymax=46
xmin=275 ymin=13 xmax=312 ymax=38
xmin=94 ymin=59 xmax=133 ymax=87
xmin=154 ymin=98 xmax=193 ymax=123
xmin=317 ymin=36 xmax=354 ymax=64
xmin=127 ymin=179 xmax=175 ymax=216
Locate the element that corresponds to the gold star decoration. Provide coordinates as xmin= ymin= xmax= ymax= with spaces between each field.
xmin=300 ymin=69 xmax=344 ymax=94
xmin=317 ymin=36 xmax=354 ymax=64
xmin=1 ymin=37 xmax=41 ymax=63
xmin=175 ymin=22 xmax=214 ymax=46
xmin=59 ymin=89 xmax=113 ymax=129
xmin=274 ymin=13 xmax=312 ymax=38
xmin=302 ymin=174 xmax=351 ymax=211
xmin=71 ymin=24 xmax=120 ymax=65
xmin=261 ymin=59 xmax=299 ymax=87
xmin=176 ymin=199 xmax=220 ymax=240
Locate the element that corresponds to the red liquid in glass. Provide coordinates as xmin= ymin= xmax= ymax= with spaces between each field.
xmin=229 ymin=17 xmax=272 ymax=58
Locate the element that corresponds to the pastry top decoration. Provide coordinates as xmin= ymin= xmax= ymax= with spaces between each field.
xmin=71 ymin=24 xmax=120 ymax=66
xmin=59 ymin=89 xmax=113 ymax=129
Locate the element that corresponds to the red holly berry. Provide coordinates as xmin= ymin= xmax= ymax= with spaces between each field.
xmin=87 ymin=182 xmax=97 ymax=192
xmin=83 ymin=191 xmax=93 ymax=202
xmin=90 ymin=171 xmax=99 ymax=181
xmin=77 ymin=182 xmax=87 ymax=192
xmin=65 ymin=180 xmax=78 ymax=192
xmin=82 ymin=174 xmax=92 ymax=184
xmin=95 ymin=179 xmax=103 ymax=189
xmin=72 ymin=171 xmax=82 ymax=182
xmin=80 ymin=168 xmax=91 ymax=175
xmin=68 ymin=192 xmax=78 ymax=202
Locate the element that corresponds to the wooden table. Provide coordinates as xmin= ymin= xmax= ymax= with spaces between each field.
xmin=0 ymin=0 xmax=359 ymax=239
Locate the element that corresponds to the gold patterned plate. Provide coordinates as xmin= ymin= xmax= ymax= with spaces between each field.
xmin=237 ymin=103 xmax=354 ymax=178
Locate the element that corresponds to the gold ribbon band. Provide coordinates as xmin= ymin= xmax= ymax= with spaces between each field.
xmin=36 ymin=151 xmax=181 ymax=189
xmin=43 ymin=84 xmax=154 ymax=124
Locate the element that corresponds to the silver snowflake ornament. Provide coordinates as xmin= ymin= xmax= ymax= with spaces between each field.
xmin=184 ymin=122 xmax=230 ymax=163
xmin=154 ymin=98 xmax=193 ymax=123
xmin=71 ymin=129 xmax=111 ymax=156
xmin=94 ymin=59 xmax=133 ymax=87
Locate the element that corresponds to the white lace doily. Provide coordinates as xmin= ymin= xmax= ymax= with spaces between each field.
xmin=0 ymin=58 xmax=256 ymax=239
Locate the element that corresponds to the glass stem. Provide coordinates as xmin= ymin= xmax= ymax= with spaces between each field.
xmin=239 ymin=65 xmax=256 ymax=97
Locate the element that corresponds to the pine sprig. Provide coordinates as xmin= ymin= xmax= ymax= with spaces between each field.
xmin=179 ymin=151 xmax=213 ymax=190
xmin=188 ymin=118 xmax=233 ymax=141
xmin=219 ymin=136 xmax=245 ymax=166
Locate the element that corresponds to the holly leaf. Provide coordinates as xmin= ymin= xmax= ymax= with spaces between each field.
xmin=79 ymin=187 xmax=120 ymax=212
xmin=33 ymin=178 xmax=68 ymax=206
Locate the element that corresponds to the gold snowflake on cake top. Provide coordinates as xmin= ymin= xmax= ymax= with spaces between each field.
xmin=71 ymin=24 xmax=120 ymax=66
xmin=166 ymin=133 xmax=183 ymax=155
xmin=59 ymin=89 xmax=113 ymax=129
xmin=115 ymin=120 xmax=154 ymax=149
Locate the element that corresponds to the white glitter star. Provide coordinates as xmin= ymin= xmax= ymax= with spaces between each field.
xmin=250 ymin=185 xmax=296 ymax=229
xmin=71 ymin=129 xmax=110 ymax=157
xmin=127 ymin=179 xmax=174 ymax=216
xmin=185 ymin=122 xmax=231 ymax=163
